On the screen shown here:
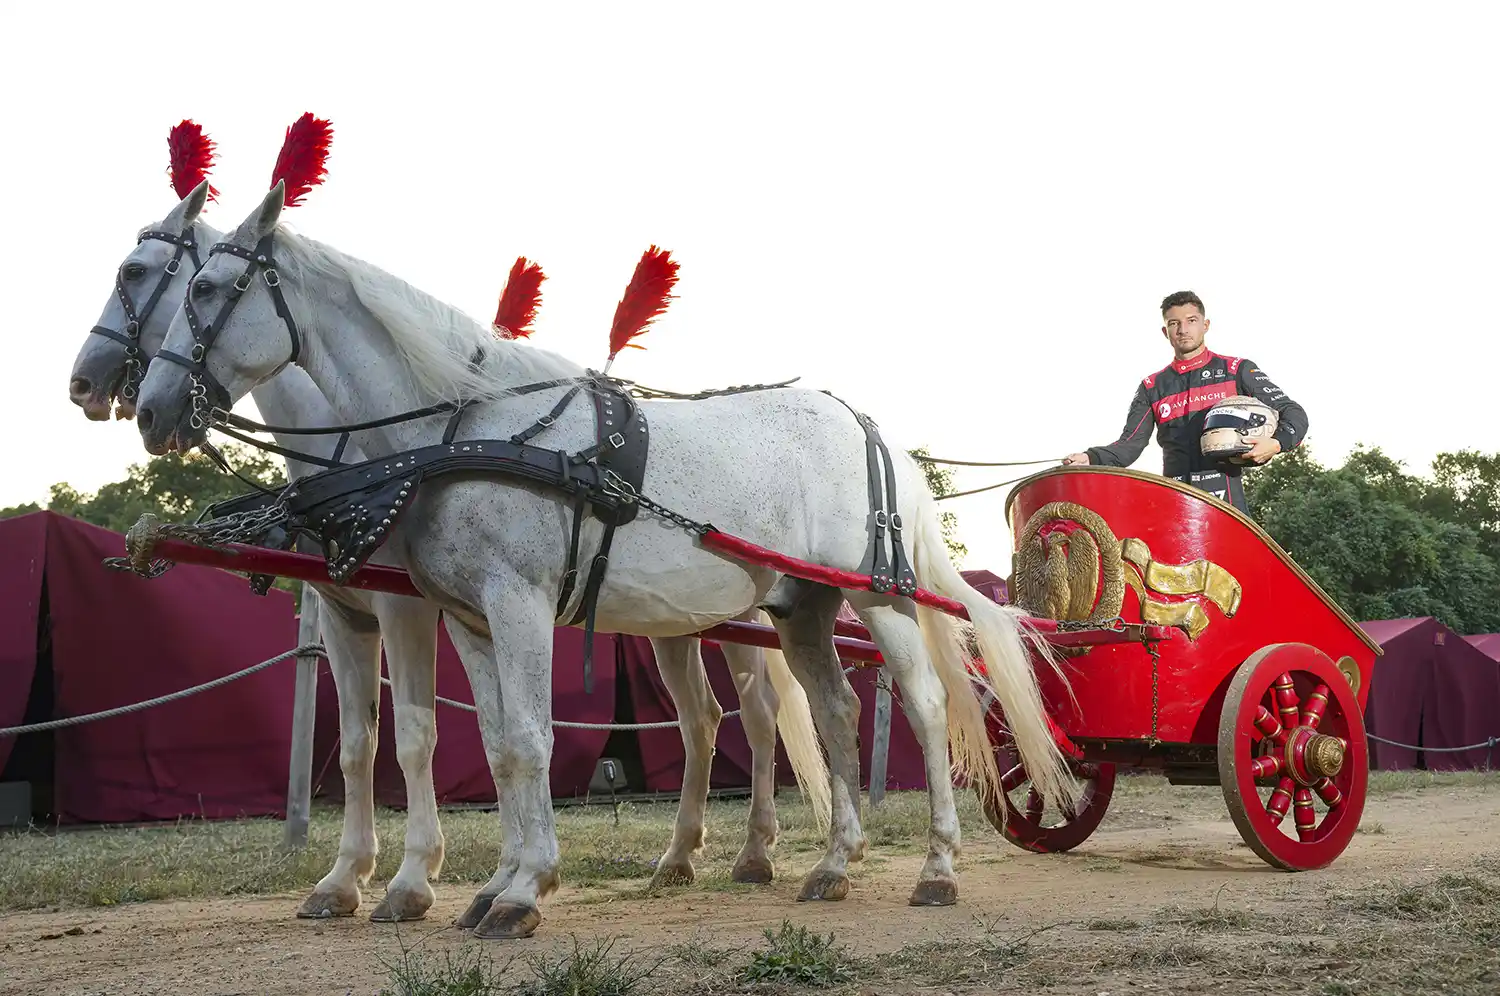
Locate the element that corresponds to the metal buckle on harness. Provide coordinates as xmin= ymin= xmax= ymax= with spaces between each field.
xmin=233 ymin=273 xmax=253 ymax=293
xmin=264 ymin=269 xmax=281 ymax=287
xmin=874 ymin=509 xmax=889 ymax=529
xmin=608 ymin=432 xmax=625 ymax=449
xmin=537 ymin=414 xmax=556 ymax=428
xmin=164 ymin=257 xmax=181 ymax=276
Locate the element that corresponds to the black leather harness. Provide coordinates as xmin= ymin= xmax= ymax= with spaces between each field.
xmin=88 ymin=225 xmax=203 ymax=405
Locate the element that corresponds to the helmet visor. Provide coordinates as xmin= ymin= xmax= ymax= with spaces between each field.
xmin=1204 ymin=409 xmax=1267 ymax=431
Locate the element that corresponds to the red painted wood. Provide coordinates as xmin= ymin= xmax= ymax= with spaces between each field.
xmin=1005 ymin=467 xmax=1381 ymax=745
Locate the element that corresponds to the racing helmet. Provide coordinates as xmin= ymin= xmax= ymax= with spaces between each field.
xmin=1200 ymin=395 xmax=1278 ymax=463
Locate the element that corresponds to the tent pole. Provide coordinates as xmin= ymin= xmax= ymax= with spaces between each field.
xmin=283 ymin=585 xmax=321 ymax=850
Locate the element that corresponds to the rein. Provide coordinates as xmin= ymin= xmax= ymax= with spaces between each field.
xmin=87 ymin=227 xmax=203 ymax=405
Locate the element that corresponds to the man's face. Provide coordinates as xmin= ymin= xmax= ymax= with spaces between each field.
xmin=1162 ymin=304 xmax=1209 ymax=357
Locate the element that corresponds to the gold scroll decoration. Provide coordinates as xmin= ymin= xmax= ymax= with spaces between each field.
xmin=1011 ymin=502 xmax=1126 ymax=623
xmin=1119 ymin=537 xmax=1242 ymax=641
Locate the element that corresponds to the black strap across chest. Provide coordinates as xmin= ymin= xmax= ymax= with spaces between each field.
xmin=88 ymin=227 xmax=203 ymax=404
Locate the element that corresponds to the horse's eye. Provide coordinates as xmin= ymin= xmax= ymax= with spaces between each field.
xmin=193 ymin=279 xmax=215 ymax=298
xmin=122 ymin=263 xmax=146 ymax=281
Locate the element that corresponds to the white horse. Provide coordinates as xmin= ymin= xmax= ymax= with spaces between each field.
xmin=73 ymin=179 xmax=830 ymax=926
xmin=133 ymin=181 xmax=1078 ymax=939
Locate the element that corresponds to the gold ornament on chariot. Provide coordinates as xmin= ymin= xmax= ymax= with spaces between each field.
xmin=1335 ymin=656 xmax=1361 ymax=695
xmin=1012 ymin=502 xmax=1241 ymax=640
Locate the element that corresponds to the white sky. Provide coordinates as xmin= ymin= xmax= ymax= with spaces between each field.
xmin=4 ymin=3 xmax=1497 ymax=576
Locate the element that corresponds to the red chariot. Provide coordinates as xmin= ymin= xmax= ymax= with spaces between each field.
xmin=979 ymin=465 xmax=1378 ymax=871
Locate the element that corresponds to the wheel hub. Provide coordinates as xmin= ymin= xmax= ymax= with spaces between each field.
xmin=1284 ymin=725 xmax=1345 ymax=785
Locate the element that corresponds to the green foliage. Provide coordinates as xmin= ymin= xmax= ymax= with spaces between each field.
xmin=1246 ymin=444 xmax=1500 ymax=633
xmin=740 ymin=920 xmax=855 ymax=987
xmin=380 ymin=936 xmax=514 ymax=996
xmin=908 ymin=445 xmax=969 ymax=566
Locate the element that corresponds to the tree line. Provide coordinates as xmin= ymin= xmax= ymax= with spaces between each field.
xmin=4 ymin=441 xmax=1499 ymax=634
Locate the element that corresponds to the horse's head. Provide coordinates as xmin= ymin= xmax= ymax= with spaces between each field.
xmin=69 ymin=180 xmax=214 ymax=421
xmin=137 ymin=182 xmax=300 ymax=455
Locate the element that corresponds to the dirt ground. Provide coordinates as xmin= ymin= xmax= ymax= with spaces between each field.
xmin=3 ymin=776 xmax=1499 ymax=995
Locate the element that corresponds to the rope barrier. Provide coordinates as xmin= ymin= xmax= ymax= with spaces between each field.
xmin=0 ymin=642 xmax=860 ymax=739
xmin=0 ymin=644 xmax=328 ymax=738
xmin=1366 ymin=732 xmax=1500 ymax=753
xmin=376 ymin=676 xmax=741 ymax=730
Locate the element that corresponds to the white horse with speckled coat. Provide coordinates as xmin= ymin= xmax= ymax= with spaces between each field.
xmin=71 ymin=169 xmax=830 ymax=926
xmin=132 ymin=181 xmax=1080 ymax=939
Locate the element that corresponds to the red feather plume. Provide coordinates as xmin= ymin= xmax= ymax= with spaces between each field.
xmin=493 ymin=257 xmax=546 ymax=339
xmin=270 ymin=112 xmax=334 ymax=207
xmin=609 ymin=246 xmax=679 ymax=360
xmin=167 ymin=120 xmax=219 ymax=202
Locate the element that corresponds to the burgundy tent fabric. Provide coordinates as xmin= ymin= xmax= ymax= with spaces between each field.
xmin=618 ymin=635 xmax=784 ymax=793
xmin=6 ymin=512 xmax=301 ymax=823
xmin=1465 ymin=633 xmax=1500 ymax=660
xmin=1361 ymin=617 xmax=1500 ymax=770
xmin=0 ymin=513 xmax=47 ymax=773
xmin=312 ymin=623 xmax=618 ymax=806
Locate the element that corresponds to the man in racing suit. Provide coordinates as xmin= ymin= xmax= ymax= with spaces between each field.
xmin=1062 ymin=291 xmax=1308 ymax=513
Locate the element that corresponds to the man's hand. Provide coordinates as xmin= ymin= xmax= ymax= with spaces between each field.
xmin=1243 ymin=438 xmax=1282 ymax=464
xmin=1062 ymin=452 xmax=1091 ymax=467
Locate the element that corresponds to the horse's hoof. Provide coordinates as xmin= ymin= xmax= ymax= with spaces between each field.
xmin=731 ymin=856 xmax=774 ymax=885
xmin=473 ymin=901 xmax=542 ymax=940
xmin=370 ymin=887 xmax=433 ymax=923
xmin=908 ymin=878 xmax=958 ymax=907
xmin=296 ymin=889 xmax=359 ymax=919
xmin=650 ymin=860 xmax=695 ymax=888
xmin=796 ymin=870 xmax=850 ymax=902
xmin=455 ymin=891 xmax=498 ymax=929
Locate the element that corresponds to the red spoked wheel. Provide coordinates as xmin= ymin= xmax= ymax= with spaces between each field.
xmin=1217 ymin=643 xmax=1368 ymax=871
xmin=978 ymin=702 xmax=1115 ymax=853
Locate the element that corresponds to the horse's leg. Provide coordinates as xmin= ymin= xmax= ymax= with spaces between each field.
xmin=850 ymin=599 xmax=962 ymax=906
xmin=648 ymin=636 xmax=722 ymax=888
xmin=297 ymin=596 xmax=382 ymax=919
xmin=767 ymin=582 xmax=866 ymax=902
xmin=443 ymin=619 xmax=521 ymax=930
xmin=471 ymin=581 xmax=561 ymax=940
xmin=369 ymin=595 xmax=444 ymax=923
xmin=720 ymin=630 xmax=781 ymax=884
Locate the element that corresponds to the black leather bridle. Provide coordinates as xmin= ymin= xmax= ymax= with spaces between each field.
xmin=88 ymin=227 xmax=202 ymax=404
xmin=154 ymin=233 xmax=302 ymax=432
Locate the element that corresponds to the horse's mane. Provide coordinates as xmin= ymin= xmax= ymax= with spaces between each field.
xmin=271 ymin=225 xmax=586 ymax=404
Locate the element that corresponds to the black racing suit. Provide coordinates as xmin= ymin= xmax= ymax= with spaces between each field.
xmin=1084 ymin=350 xmax=1308 ymax=513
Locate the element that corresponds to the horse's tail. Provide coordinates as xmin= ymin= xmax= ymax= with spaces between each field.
xmin=905 ymin=478 xmax=1080 ymax=817
xmin=757 ymin=614 xmax=832 ymax=834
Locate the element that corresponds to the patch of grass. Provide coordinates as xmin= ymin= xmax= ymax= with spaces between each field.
xmin=1086 ymin=918 xmax=1139 ymax=931
xmin=1128 ymin=939 xmax=1211 ymax=968
xmin=1358 ymin=820 xmax=1387 ymax=834
xmin=1155 ymin=897 xmax=1257 ymax=933
xmin=1330 ymin=872 xmax=1500 ymax=922
xmin=740 ymin=920 xmax=855 ymax=988
xmin=667 ymin=935 xmax=742 ymax=969
xmin=516 ymin=935 xmax=667 ymax=996
xmin=379 ymin=931 xmax=515 ymax=996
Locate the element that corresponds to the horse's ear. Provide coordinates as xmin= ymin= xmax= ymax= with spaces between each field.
xmin=251 ymin=180 xmax=287 ymax=239
xmin=160 ymin=179 xmax=210 ymax=233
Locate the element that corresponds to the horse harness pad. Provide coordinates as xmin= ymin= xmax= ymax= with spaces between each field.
xmin=260 ymin=376 xmax=649 ymax=691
